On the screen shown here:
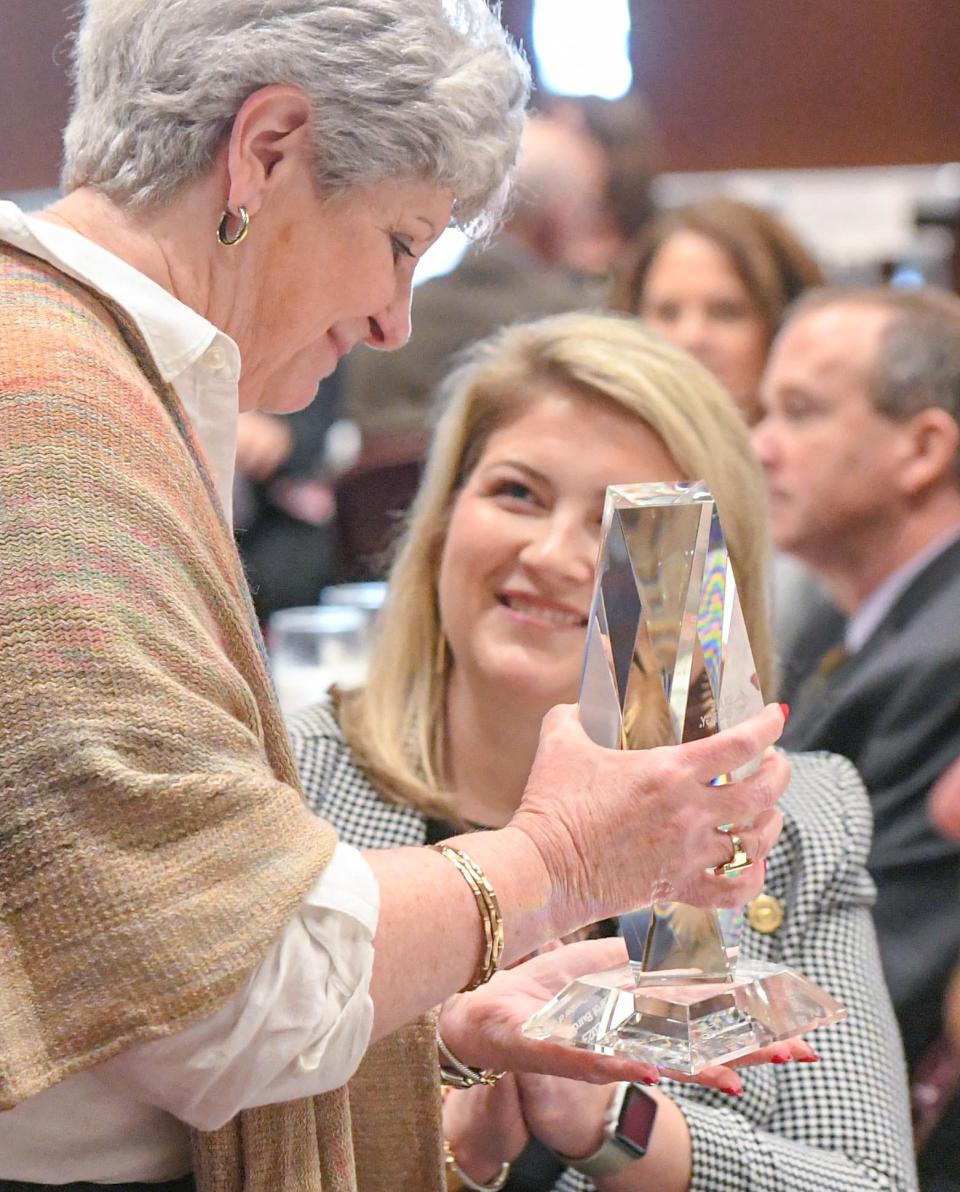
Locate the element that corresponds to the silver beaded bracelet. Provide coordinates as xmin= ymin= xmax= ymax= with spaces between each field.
xmin=437 ymin=1025 xmax=505 ymax=1089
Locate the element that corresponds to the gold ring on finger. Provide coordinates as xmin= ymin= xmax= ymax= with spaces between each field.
xmin=714 ymin=831 xmax=753 ymax=879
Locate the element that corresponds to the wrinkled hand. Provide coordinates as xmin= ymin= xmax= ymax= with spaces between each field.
xmin=443 ymin=1076 xmax=529 ymax=1186
xmin=510 ymin=703 xmax=788 ymax=930
xmin=516 ymin=1072 xmax=613 ymax=1160
xmin=669 ymin=1033 xmax=820 ymax=1093
xmin=439 ymin=938 xmax=663 ymax=1086
xmin=235 ymin=412 xmax=294 ymax=482
xmin=438 ymin=936 xmax=817 ymax=1091
xmin=512 ymin=1034 xmax=820 ymax=1163
xmin=514 ymin=1033 xmax=820 ymax=1158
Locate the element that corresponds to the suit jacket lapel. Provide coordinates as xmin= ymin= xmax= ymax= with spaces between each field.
xmin=785 ymin=536 xmax=960 ymax=749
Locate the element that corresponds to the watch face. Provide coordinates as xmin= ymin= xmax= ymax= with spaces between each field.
xmin=616 ymin=1083 xmax=658 ymax=1157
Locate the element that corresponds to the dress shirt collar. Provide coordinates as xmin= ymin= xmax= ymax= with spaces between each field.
xmin=0 ymin=201 xmax=240 ymax=521
xmin=845 ymin=525 xmax=960 ymax=654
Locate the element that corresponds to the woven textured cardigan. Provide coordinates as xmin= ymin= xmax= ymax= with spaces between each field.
xmin=0 ymin=242 xmax=370 ymax=1190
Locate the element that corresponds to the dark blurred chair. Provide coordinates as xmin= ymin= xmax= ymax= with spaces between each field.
xmin=236 ymin=374 xmax=342 ymax=621
xmin=333 ymin=431 xmax=428 ymax=581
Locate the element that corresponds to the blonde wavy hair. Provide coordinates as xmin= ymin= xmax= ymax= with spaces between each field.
xmin=340 ymin=311 xmax=774 ymax=816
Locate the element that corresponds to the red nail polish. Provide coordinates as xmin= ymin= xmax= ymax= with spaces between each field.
xmin=721 ymin=1084 xmax=743 ymax=1096
xmin=779 ymin=702 xmax=790 ymax=721
xmin=797 ymin=1053 xmax=820 ymax=1063
xmin=641 ymin=1074 xmax=659 ymax=1086
xmin=771 ymin=1052 xmax=791 ymax=1064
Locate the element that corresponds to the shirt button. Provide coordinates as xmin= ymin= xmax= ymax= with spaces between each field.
xmin=747 ymin=893 xmax=784 ymax=934
xmin=204 ymin=344 xmax=228 ymax=373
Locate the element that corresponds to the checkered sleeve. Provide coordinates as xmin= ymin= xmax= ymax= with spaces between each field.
xmin=553 ymin=753 xmax=918 ymax=1192
xmin=286 ymin=700 xmax=428 ymax=849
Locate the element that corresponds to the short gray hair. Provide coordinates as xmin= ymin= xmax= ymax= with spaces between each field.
xmin=789 ymin=286 xmax=960 ymax=420
xmin=788 ymin=285 xmax=960 ymax=480
xmin=62 ymin=0 xmax=530 ymax=237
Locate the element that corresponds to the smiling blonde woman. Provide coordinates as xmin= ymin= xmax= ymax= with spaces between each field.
xmin=293 ymin=312 xmax=916 ymax=1192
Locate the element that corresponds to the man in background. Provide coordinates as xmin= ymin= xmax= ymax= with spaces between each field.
xmin=548 ymin=91 xmax=659 ymax=276
xmin=754 ymin=286 xmax=960 ymax=1189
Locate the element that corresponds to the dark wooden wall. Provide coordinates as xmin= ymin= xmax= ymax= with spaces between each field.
xmin=2 ymin=0 xmax=959 ymax=193
xmin=505 ymin=0 xmax=960 ymax=171
xmin=0 ymin=2 xmax=77 ymax=192
xmin=624 ymin=0 xmax=960 ymax=171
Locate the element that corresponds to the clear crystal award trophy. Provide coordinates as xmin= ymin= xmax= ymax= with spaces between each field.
xmin=522 ymin=482 xmax=846 ymax=1074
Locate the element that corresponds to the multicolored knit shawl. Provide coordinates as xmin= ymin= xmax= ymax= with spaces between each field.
xmin=0 ymin=243 xmax=359 ymax=1190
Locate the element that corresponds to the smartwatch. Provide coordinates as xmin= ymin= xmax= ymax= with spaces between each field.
xmin=550 ymin=1081 xmax=658 ymax=1178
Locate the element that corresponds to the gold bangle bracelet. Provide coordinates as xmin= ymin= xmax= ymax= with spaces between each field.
xmin=444 ymin=1139 xmax=511 ymax=1191
xmin=433 ymin=845 xmax=505 ymax=990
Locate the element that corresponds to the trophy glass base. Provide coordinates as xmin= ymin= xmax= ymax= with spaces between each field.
xmin=522 ymin=958 xmax=847 ymax=1075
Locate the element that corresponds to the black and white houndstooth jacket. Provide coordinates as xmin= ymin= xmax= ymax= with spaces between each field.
xmin=289 ymin=702 xmax=918 ymax=1192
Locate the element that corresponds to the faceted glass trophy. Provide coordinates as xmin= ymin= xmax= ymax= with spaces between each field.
xmin=522 ymin=482 xmax=846 ymax=1074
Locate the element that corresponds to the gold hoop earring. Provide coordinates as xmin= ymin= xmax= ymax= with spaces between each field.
xmin=217 ymin=206 xmax=250 ymax=246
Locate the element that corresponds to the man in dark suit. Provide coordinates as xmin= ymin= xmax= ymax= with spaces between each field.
xmin=753 ymin=286 xmax=960 ymax=1189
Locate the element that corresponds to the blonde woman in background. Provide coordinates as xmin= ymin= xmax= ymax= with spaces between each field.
xmin=611 ymin=197 xmax=824 ymax=426
xmin=291 ymin=313 xmax=916 ymax=1192
xmin=611 ymin=197 xmax=829 ymax=657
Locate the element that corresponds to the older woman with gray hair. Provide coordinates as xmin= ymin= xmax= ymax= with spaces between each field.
xmin=0 ymin=3 xmax=792 ymax=1190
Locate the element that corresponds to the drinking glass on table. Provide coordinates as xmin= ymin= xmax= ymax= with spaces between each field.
xmin=319 ymin=581 xmax=387 ymax=628
xmin=267 ymin=605 xmax=368 ymax=716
